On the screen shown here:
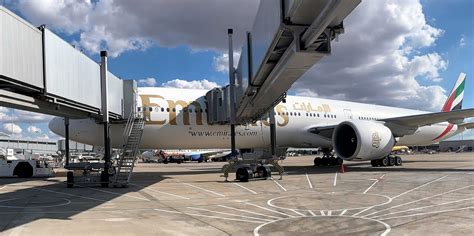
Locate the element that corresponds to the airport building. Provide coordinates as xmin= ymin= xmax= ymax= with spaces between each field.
xmin=439 ymin=140 xmax=474 ymax=152
xmin=0 ymin=138 xmax=57 ymax=154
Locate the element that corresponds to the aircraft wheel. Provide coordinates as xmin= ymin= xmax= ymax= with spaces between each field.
xmin=395 ymin=156 xmax=402 ymax=166
xmin=236 ymin=167 xmax=252 ymax=182
xmin=389 ymin=156 xmax=396 ymax=166
xmin=370 ymin=160 xmax=378 ymax=167
xmin=381 ymin=157 xmax=389 ymax=166
xmin=257 ymin=166 xmax=271 ymax=179
xmin=314 ymin=157 xmax=321 ymax=166
xmin=67 ymin=171 xmax=74 ymax=188
xmin=320 ymin=158 xmax=328 ymax=166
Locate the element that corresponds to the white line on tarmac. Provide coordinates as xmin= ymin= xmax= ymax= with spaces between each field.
xmin=363 ymin=175 xmax=385 ymax=194
xmin=34 ymin=187 xmax=106 ymax=202
xmin=78 ymin=185 xmax=150 ymax=202
xmin=271 ymin=179 xmax=287 ymax=192
xmin=308 ymin=210 xmax=316 ymax=216
xmin=391 ymin=175 xmax=448 ymax=199
xmin=187 ymin=207 xmax=272 ymax=222
xmin=339 ymin=209 xmax=347 ymax=216
xmin=376 ymin=206 xmax=474 ymax=221
xmin=320 ymin=210 xmax=326 ymax=216
xmin=333 ymin=172 xmax=338 ymax=187
xmin=129 ymin=183 xmax=190 ymax=200
xmin=233 ymin=183 xmax=257 ymax=194
xmin=363 ymin=184 xmax=474 ymax=217
xmin=245 ymin=202 xmax=295 ymax=218
xmin=305 ymin=173 xmax=313 ymax=189
xmin=291 ymin=209 xmax=306 ymax=217
xmin=154 ymin=208 xmax=266 ymax=224
xmin=0 ymin=185 xmax=6 ymax=190
xmin=371 ymin=196 xmax=474 ymax=219
xmin=327 ymin=210 xmax=332 ymax=216
xmin=182 ymin=183 xmax=225 ymax=197
xmin=218 ymin=205 xmax=282 ymax=219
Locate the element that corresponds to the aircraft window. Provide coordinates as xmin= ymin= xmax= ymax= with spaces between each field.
xmin=278 ymin=112 xmax=281 ymax=115
xmin=290 ymin=112 xmax=293 ymax=116
xmin=205 ymin=109 xmax=208 ymax=113
xmin=200 ymin=109 xmax=203 ymax=113
xmin=324 ymin=114 xmax=326 ymax=118
xmin=149 ymin=107 xmax=153 ymax=112
xmin=172 ymin=108 xmax=176 ymax=112
xmin=137 ymin=107 xmax=141 ymax=112
xmin=298 ymin=112 xmax=301 ymax=116
xmin=161 ymin=107 xmax=164 ymax=112
xmin=183 ymin=108 xmax=187 ymax=112
xmin=189 ymin=109 xmax=193 ymax=113
xmin=317 ymin=113 xmax=319 ymax=117
xmin=335 ymin=115 xmax=337 ymax=118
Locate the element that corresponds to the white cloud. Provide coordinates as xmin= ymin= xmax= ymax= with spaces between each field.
xmin=36 ymin=134 xmax=50 ymax=140
xmin=27 ymin=126 xmax=42 ymax=134
xmin=11 ymin=0 xmax=259 ymax=57
xmin=291 ymin=0 xmax=448 ymax=111
xmin=213 ymin=52 xmax=241 ymax=73
xmin=459 ymin=34 xmax=466 ymax=47
xmin=137 ymin=78 xmax=157 ymax=87
xmin=161 ymin=79 xmax=219 ymax=90
xmin=2 ymin=123 xmax=22 ymax=135
xmin=0 ymin=109 xmax=53 ymax=123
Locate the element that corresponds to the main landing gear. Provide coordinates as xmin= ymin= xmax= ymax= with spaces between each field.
xmin=314 ymin=149 xmax=343 ymax=167
xmin=371 ymin=154 xmax=402 ymax=167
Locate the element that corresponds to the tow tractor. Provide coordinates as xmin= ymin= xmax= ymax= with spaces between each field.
xmin=0 ymin=148 xmax=54 ymax=178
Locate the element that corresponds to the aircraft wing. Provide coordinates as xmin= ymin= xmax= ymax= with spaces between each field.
xmin=381 ymin=108 xmax=474 ymax=127
xmin=307 ymin=108 xmax=474 ymax=138
xmin=458 ymin=122 xmax=474 ymax=130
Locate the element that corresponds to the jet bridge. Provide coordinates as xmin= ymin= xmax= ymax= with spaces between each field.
xmin=207 ymin=0 xmax=360 ymax=124
xmin=0 ymin=6 xmax=140 ymax=186
xmin=0 ymin=6 xmax=137 ymax=120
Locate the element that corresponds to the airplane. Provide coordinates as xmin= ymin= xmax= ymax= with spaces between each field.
xmin=141 ymin=149 xmax=230 ymax=163
xmin=49 ymin=73 xmax=474 ymax=167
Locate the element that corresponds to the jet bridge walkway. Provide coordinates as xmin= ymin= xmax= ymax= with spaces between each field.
xmin=205 ymin=0 xmax=361 ymax=181
xmin=1 ymin=6 xmax=142 ymax=186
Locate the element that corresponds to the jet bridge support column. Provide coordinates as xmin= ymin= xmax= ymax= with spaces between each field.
xmin=228 ymin=29 xmax=237 ymax=157
xmin=64 ymin=118 xmax=70 ymax=166
xmin=100 ymin=51 xmax=111 ymax=186
xmin=269 ymin=109 xmax=277 ymax=157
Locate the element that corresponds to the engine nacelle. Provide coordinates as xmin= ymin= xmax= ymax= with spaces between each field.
xmin=333 ymin=120 xmax=395 ymax=161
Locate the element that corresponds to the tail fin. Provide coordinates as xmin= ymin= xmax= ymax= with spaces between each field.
xmin=441 ymin=72 xmax=466 ymax=112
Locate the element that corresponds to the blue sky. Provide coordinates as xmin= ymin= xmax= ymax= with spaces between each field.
xmin=0 ymin=0 xmax=473 ymax=141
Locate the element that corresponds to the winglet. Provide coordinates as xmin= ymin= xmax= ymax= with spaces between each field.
xmin=442 ymin=72 xmax=466 ymax=112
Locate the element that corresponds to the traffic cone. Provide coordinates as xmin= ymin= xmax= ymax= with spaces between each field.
xmin=340 ymin=163 xmax=345 ymax=173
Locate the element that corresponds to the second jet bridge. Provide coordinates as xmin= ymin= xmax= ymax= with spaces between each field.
xmin=207 ymin=0 xmax=360 ymax=124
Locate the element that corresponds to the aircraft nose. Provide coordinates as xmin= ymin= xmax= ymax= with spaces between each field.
xmin=48 ymin=117 xmax=65 ymax=137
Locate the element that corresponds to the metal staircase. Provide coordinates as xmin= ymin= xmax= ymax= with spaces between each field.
xmin=112 ymin=112 xmax=145 ymax=187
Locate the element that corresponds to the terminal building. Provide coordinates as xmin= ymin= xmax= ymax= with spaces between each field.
xmin=439 ymin=140 xmax=474 ymax=152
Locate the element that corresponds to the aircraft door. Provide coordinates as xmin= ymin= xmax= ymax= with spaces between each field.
xmin=343 ymin=109 xmax=353 ymax=119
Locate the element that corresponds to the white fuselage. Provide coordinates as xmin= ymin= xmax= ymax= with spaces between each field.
xmin=49 ymin=88 xmax=463 ymax=150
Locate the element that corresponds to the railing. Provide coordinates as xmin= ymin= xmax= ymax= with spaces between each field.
xmin=122 ymin=104 xmax=136 ymax=143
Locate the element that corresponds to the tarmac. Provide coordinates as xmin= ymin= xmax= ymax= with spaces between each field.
xmin=0 ymin=152 xmax=473 ymax=235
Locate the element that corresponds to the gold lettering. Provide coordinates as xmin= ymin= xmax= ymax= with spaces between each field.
xmin=167 ymin=100 xmax=190 ymax=125
xmin=275 ymin=105 xmax=289 ymax=127
xmin=189 ymin=101 xmax=203 ymax=125
xmin=139 ymin=95 xmax=166 ymax=125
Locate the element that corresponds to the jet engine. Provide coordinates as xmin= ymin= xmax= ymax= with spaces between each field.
xmin=333 ymin=120 xmax=395 ymax=161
